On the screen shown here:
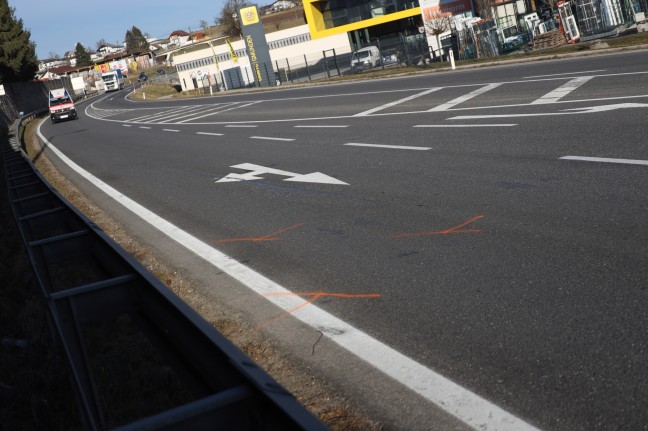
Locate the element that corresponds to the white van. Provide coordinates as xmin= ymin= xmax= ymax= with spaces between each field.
xmin=351 ymin=46 xmax=381 ymax=72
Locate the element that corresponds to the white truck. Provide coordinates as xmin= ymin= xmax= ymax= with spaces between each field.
xmin=48 ymin=88 xmax=77 ymax=123
xmin=101 ymin=69 xmax=124 ymax=91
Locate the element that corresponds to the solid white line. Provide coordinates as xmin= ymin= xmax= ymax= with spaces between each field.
xmin=163 ymin=129 xmax=180 ymax=132
xmin=354 ymin=87 xmax=442 ymax=116
xmin=414 ymin=124 xmax=517 ymax=127
xmin=196 ymin=132 xmax=224 ymax=136
xmin=36 ymin=120 xmax=539 ymax=431
xmin=428 ymin=83 xmax=502 ymax=112
xmin=345 ymin=143 xmax=431 ymax=150
xmin=294 ymin=125 xmax=349 ymax=128
xmin=560 ymin=156 xmax=648 ymax=166
xmin=250 ymin=136 xmax=295 ymax=142
xmin=532 ymin=76 xmax=594 ymax=104
xmin=226 ymin=124 xmax=258 ymax=128
xmin=524 ymin=70 xmax=605 ymax=79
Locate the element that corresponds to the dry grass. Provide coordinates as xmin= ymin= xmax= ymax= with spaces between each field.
xmin=4 ymin=119 xmax=381 ymax=430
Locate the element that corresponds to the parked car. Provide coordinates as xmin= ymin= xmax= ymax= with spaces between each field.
xmin=381 ymin=48 xmax=402 ymax=65
xmin=156 ymin=67 xmax=166 ymax=75
xmin=138 ymin=72 xmax=148 ymax=82
xmin=351 ymin=46 xmax=381 ymax=72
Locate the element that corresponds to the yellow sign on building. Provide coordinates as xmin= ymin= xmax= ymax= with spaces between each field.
xmin=240 ymin=6 xmax=259 ymax=26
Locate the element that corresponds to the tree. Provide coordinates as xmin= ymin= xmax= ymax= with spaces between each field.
xmin=48 ymin=51 xmax=60 ymax=60
xmin=216 ymin=0 xmax=252 ymax=37
xmin=200 ymin=19 xmax=210 ymax=35
xmin=96 ymin=38 xmax=108 ymax=49
xmin=74 ymin=42 xmax=92 ymax=67
xmin=125 ymin=25 xmax=149 ymax=54
xmin=423 ymin=11 xmax=451 ymax=57
xmin=0 ymin=0 xmax=38 ymax=82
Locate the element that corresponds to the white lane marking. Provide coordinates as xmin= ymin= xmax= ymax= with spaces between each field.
xmin=531 ymin=76 xmax=594 ymax=104
xmin=36 ymin=121 xmax=539 ymax=431
xmin=151 ymin=106 xmax=208 ymax=123
xmin=177 ymin=102 xmax=259 ymax=123
xmin=159 ymin=104 xmax=237 ymax=123
xmin=196 ymin=132 xmax=224 ymax=136
xmin=163 ymin=129 xmax=180 ymax=132
xmin=127 ymin=106 xmax=196 ymax=122
xmin=449 ymin=102 xmax=648 ymax=120
xmin=217 ymin=163 xmax=347 ymax=185
xmin=354 ymin=87 xmax=442 ymax=116
xmin=524 ymin=70 xmax=605 ymax=79
xmin=226 ymin=124 xmax=258 ymax=128
xmin=123 ymin=124 xmax=132 ymax=127
xmin=139 ymin=126 xmax=151 ymax=129
xmin=560 ymin=156 xmax=648 ymax=166
xmin=345 ymin=143 xmax=431 ymax=151
xmin=294 ymin=125 xmax=349 ymax=128
xmin=414 ymin=124 xmax=517 ymax=127
xmin=428 ymin=83 xmax=502 ymax=112
xmin=250 ymin=136 xmax=295 ymax=142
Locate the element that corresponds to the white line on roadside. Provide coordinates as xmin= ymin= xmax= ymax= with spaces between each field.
xmin=250 ymin=136 xmax=295 ymax=142
xmin=345 ymin=143 xmax=431 ymax=150
xmin=524 ymin=70 xmax=605 ymax=79
xmin=196 ymin=132 xmax=224 ymax=136
xmin=414 ymin=124 xmax=517 ymax=127
xmin=560 ymin=156 xmax=648 ymax=166
xmin=355 ymin=87 xmax=442 ymax=116
xmin=163 ymin=129 xmax=180 ymax=132
xmin=532 ymin=76 xmax=594 ymax=104
xmin=36 ymin=120 xmax=539 ymax=431
xmin=428 ymin=83 xmax=502 ymax=112
xmin=294 ymin=125 xmax=349 ymax=128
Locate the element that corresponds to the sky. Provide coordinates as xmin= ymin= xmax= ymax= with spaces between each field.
xmin=10 ymin=0 xmax=228 ymax=59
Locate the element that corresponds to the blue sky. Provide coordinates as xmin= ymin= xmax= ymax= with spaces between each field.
xmin=10 ymin=0 xmax=228 ymax=59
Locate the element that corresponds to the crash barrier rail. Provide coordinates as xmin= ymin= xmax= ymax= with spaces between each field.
xmin=3 ymin=113 xmax=328 ymax=431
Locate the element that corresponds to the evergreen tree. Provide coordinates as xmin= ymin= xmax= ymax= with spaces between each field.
xmin=0 ymin=0 xmax=38 ymax=82
xmin=125 ymin=26 xmax=149 ymax=54
xmin=74 ymin=42 xmax=92 ymax=67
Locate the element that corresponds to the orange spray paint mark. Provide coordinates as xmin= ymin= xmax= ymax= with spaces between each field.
xmin=257 ymin=291 xmax=381 ymax=331
xmin=215 ymin=223 xmax=304 ymax=244
xmin=389 ymin=215 xmax=484 ymax=239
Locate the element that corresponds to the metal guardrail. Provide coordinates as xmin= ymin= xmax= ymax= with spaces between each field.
xmin=3 ymin=112 xmax=328 ymax=431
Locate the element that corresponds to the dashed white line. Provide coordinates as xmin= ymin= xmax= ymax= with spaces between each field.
xmin=123 ymin=124 xmax=132 ymax=127
xmin=560 ymin=156 xmax=648 ymax=166
xmin=139 ymin=126 xmax=151 ymax=129
xmin=250 ymin=136 xmax=295 ymax=142
xmin=294 ymin=125 xmax=349 ymax=128
xmin=226 ymin=125 xmax=257 ymax=128
xmin=196 ymin=132 xmax=224 ymax=136
xmin=345 ymin=143 xmax=431 ymax=151
xmin=163 ymin=129 xmax=180 ymax=132
xmin=414 ymin=124 xmax=517 ymax=127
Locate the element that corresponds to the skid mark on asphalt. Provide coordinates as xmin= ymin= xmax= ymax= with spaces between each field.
xmin=257 ymin=291 xmax=382 ymax=331
xmin=389 ymin=215 xmax=484 ymax=238
xmin=214 ymin=223 xmax=304 ymax=243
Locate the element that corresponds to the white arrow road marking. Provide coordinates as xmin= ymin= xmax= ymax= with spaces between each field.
xmin=216 ymin=163 xmax=348 ymax=185
xmin=449 ymin=102 xmax=648 ymax=120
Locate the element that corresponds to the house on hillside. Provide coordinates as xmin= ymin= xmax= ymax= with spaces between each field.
xmin=97 ymin=43 xmax=125 ymax=56
xmin=191 ymin=32 xmax=208 ymax=42
xmin=270 ymin=0 xmax=297 ymax=11
xmin=169 ymin=30 xmax=191 ymax=46
xmin=38 ymin=58 xmax=68 ymax=72
xmin=37 ymin=65 xmax=78 ymax=80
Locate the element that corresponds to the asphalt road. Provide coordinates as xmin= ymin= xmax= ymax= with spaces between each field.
xmin=39 ymin=50 xmax=648 ymax=431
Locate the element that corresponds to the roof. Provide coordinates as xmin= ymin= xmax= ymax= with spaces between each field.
xmin=48 ymin=65 xmax=78 ymax=75
xmin=170 ymin=30 xmax=190 ymax=37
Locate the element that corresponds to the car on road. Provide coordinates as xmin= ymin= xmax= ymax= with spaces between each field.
xmin=138 ymin=72 xmax=148 ymax=82
xmin=157 ymin=67 xmax=166 ymax=75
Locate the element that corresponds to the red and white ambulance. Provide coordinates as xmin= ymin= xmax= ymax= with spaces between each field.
xmin=48 ymin=88 xmax=77 ymax=124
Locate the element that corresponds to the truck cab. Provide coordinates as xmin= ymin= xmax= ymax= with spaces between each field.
xmin=102 ymin=69 xmax=125 ymax=91
xmin=49 ymin=88 xmax=77 ymax=123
